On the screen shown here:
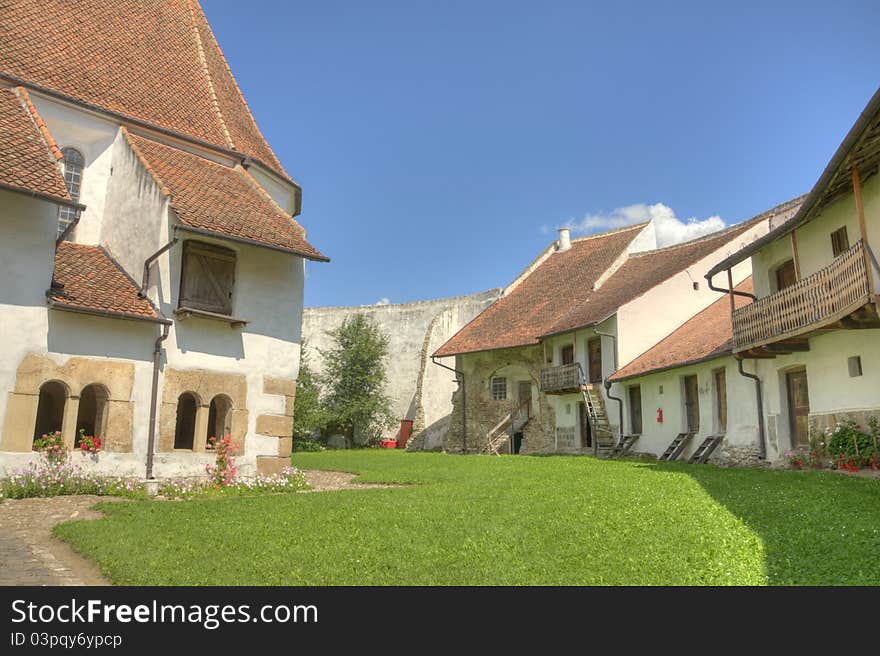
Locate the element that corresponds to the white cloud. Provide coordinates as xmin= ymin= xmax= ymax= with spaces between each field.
xmin=375 ymin=297 xmax=391 ymax=306
xmin=566 ymin=202 xmax=726 ymax=247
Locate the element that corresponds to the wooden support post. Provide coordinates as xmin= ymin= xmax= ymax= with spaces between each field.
xmin=852 ymin=164 xmax=875 ymax=296
xmin=790 ymin=231 xmax=801 ymax=280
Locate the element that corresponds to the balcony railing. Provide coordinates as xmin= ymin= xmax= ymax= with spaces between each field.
xmin=732 ymin=240 xmax=872 ymax=352
xmin=540 ymin=362 xmax=583 ymax=394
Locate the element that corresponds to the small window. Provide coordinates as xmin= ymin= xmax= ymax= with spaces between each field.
xmin=174 ymin=393 xmax=198 ymax=450
xmin=831 ymin=227 xmax=850 ymax=258
xmin=75 ymin=384 xmax=109 ymax=447
xmin=561 ymin=344 xmax=574 ymax=365
xmin=848 ymin=356 xmax=862 ymax=378
xmin=206 ymin=395 xmax=233 ymax=447
xmin=774 ymin=259 xmax=796 ymax=292
xmin=628 ymin=385 xmax=643 ymax=435
xmin=58 ymin=147 xmax=84 ymax=239
xmin=490 ymin=377 xmax=507 ymax=401
xmin=33 ymin=381 xmax=67 ymax=444
xmin=179 ymin=241 xmax=236 ymax=315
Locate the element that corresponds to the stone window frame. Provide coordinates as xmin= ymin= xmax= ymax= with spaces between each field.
xmin=33 ymin=380 xmax=70 ymax=446
xmin=173 ymin=391 xmax=201 ymax=451
xmin=74 ymin=383 xmax=111 ymax=447
xmin=205 ymin=394 xmax=234 ymax=448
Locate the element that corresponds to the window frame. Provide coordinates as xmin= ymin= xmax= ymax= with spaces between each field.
xmin=830 ymin=226 xmax=850 ymax=258
xmin=58 ymin=147 xmax=85 ymax=239
xmin=178 ymin=240 xmax=237 ymax=317
xmin=490 ymin=376 xmax=507 ymax=401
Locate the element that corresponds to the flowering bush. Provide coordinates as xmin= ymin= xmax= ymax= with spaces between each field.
xmin=77 ymin=429 xmax=102 ymax=455
xmin=205 ymin=435 xmax=237 ymax=487
xmin=0 ymin=459 xmax=146 ymax=500
xmin=157 ymin=466 xmax=309 ymax=500
xmin=827 ymin=419 xmax=878 ymax=469
xmin=33 ymin=430 xmax=66 ymax=464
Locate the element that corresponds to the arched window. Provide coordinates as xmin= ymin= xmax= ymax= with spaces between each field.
xmin=33 ymin=381 xmax=67 ymax=444
xmin=174 ymin=393 xmax=198 ymax=450
xmin=58 ymin=147 xmax=85 ymax=239
xmin=206 ymin=395 xmax=233 ymax=447
xmin=75 ymin=384 xmax=109 ymax=447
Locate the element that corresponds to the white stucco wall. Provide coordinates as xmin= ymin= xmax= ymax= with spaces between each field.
xmin=30 ymin=95 xmax=118 ymax=245
xmin=754 ymin=329 xmax=880 ymax=457
xmin=247 ymin=166 xmax=297 ymax=217
xmin=613 ymin=357 xmax=760 ymax=460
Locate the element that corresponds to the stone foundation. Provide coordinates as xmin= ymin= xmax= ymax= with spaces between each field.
xmin=708 ymin=444 xmax=768 ymax=468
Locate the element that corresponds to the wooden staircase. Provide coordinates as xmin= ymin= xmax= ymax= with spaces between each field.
xmin=578 ymin=377 xmax=616 ymax=457
xmin=610 ymin=434 xmax=639 ymax=458
xmin=658 ymin=432 xmax=695 ymax=462
xmin=688 ymin=435 xmax=724 ymax=464
xmin=482 ymin=398 xmax=531 ymax=455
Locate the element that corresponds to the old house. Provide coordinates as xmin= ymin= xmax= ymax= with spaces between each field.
xmin=606 ymin=277 xmax=768 ymax=465
xmin=433 ymin=198 xmax=800 ymax=455
xmin=0 ymin=1 xmax=327 ymax=478
xmin=705 ymin=88 xmax=880 ymax=457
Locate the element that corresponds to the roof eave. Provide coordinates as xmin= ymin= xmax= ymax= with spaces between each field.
xmin=173 ymin=223 xmax=330 ymax=262
xmin=609 ymin=349 xmax=731 ymax=383
xmin=47 ymin=299 xmax=171 ymax=325
xmin=0 ymin=181 xmax=82 ymax=209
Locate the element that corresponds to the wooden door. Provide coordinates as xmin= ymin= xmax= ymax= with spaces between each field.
xmin=714 ymin=369 xmax=727 ymax=433
xmin=517 ymin=381 xmax=532 ymax=405
xmin=786 ymin=369 xmax=810 ymax=448
xmin=578 ymin=402 xmax=592 ymax=448
xmin=628 ymin=385 xmax=643 ymax=434
xmin=775 ymin=259 xmax=796 ymax=291
xmin=561 ymin=344 xmax=574 ymax=365
xmin=683 ymin=375 xmax=700 ymax=433
xmin=587 ymin=338 xmax=602 ymax=383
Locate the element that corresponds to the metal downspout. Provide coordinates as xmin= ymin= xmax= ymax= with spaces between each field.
xmin=146 ymin=323 xmax=170 ymax=479
xmin=431 ymin=357 xmax=466 ymax=454
xmin=139 ymin=238 xmax=178 ymax=298
xmin=737 ymin=358 xmax=766 ymax=460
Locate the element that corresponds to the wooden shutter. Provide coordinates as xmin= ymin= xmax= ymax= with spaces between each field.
xmin=179 ymin=242 xmax=235 ymax=315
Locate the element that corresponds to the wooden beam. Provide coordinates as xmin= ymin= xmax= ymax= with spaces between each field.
xmin=852 ymin=164 xmax=875 ymax=296
xmin=765 ymin=340 xmax=810 ymax=353
xmin=790 ymin=230 xmax=801 ymax=280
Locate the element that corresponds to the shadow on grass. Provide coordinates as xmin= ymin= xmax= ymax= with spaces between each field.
xmin=634 ymin=460 xmax=880 ymax=585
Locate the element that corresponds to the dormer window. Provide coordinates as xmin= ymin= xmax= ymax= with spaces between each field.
xmin=178 ymin=241 xmax=236 ymax=316
xmin=58 ymin=147 xmax=84 ymax=239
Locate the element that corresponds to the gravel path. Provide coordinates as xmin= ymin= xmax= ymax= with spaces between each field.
xmin=0 ymin=470 xmax=396 ymax=586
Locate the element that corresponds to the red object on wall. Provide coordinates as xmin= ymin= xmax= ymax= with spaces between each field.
xmin=656 ymin=408 xmax=663 ymax=423
xmin=397 ymin=419 xmax=414 ymax=449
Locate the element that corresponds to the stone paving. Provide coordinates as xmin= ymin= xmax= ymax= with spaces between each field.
xmin=0 ymin=496 xmax=117 ymax=586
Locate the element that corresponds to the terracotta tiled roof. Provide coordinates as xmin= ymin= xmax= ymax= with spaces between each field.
xmin=126 ymin=133 xmax=327 ymax=260
xmin=0 ymin=0 xmax=288 ymax=180
xmin=0 ymin=86 xmax=70 ymax=203
xmin=433 ymin=225 xmax=647 ymax=357
xmin=609 ymin=278 xmax=753 ymax=381
xmin=49 ymin=243 xmax=163 ymax=322
xmin=540 ymin=199 xmax=801 ymax=337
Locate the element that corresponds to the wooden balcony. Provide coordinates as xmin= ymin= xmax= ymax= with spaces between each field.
xmin=540 ymin=363 xmax=582 ymax=394
xmin=733 ymin=240 xmax=878 ymax=356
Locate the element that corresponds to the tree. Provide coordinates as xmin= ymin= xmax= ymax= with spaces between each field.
xmin=293 ymin=339 xmax=329 ymax=443
xmin=320 ymin=314 xmax=396 ymax=447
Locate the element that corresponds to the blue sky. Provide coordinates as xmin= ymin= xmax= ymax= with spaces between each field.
xmin=204 ymin=0 xmax=879 ymax=307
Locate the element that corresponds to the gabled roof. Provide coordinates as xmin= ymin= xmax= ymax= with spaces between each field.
xmin=539 ymin=200 xmax=801 ymax=338
xmin=707 ymin=87 xmax=880 ymax=279
xmin=0 ymin=0 xmax=289 ymax=182
xmin=433 ymin=224 xmax=647 ymax=357
xmin=125 ymin=133 xmax=328 ymax=261
xmin=48 ymin=242 xmax=166 ymax=323
xmin=0 ymin=86 xmax=74 ymax=206
xmin=609 ymin=277 xmax=753 ymax=382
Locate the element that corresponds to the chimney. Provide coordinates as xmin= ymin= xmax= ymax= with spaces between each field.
xmin=557 ymin=227 xmax=571 ymax=252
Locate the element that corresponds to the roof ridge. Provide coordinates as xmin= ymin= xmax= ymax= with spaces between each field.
xmin=188 ymin=0 xmax=288 ymax=178
xmin=184 ymin=0 xmax=235 ymax=151
xmin=628 ymin=194 xmax=807 ymax=258
xmin=569 ymin=221 xmax=650 ymax=244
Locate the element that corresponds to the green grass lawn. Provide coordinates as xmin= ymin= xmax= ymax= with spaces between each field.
xmin=54 ymin=451 xmax=880 ymax=585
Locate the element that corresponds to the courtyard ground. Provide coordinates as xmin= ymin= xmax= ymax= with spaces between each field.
xmin=48 ymin=451 xmax=880 ymax=585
